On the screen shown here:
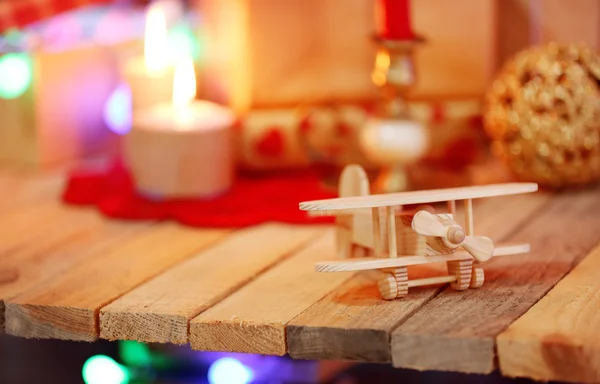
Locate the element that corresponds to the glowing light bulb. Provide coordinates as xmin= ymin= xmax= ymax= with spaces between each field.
xmin=119 ymin=341 xmax=152 ymax=367
xmin=103 ymin=83 xmax=132 ymax=135
xmin=168 ymin=24 xmax=201 ymax=62
xmin=0 ymin=53 xmax=32 ymax=99
xmin=144 ymin=4 xmax=169 ymax=74
xmin=82 ymin=355 xmax=129 ymax=384
xmin=208 ymin=357 xmax=254 ymax=384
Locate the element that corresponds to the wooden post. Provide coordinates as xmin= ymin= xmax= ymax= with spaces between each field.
xmin=463 ymin=198 xmax=483 ymax=288
xmin=372 ymin=207 xmax=382 ymax=257
xmin=464 ymin=199 xmax=474 ymax=236
xmin=387 ymin=206 xmax=397 ymax=258
xmin=447 ymin=200 xmax=456 ymax=216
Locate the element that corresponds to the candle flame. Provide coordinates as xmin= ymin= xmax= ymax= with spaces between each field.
xmin=144 ymin=5 xmax=169 ymax=74
xmin=172 ymin=58 xmax=197 ymax=108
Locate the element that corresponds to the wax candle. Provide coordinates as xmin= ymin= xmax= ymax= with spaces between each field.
xmin=125 ymin=58 xmax=235 ymax=198
xmin=375 ymin=0 xmax=415 ymax=40
xmin=121 ymin=4 xmax=175 ymax=111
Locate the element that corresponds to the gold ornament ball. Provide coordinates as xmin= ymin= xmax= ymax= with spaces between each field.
xmin=484 ymin=42 xmax=600 ymax=188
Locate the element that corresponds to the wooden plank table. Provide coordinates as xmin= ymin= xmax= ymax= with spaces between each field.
xmin=1 ymin=167 xmax=600 ymax=383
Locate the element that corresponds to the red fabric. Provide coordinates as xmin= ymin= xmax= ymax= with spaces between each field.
xmin=0 ymin=0 xmax=116 ymax=34
xmin=62 ymin=160 xmax=336 ymax=228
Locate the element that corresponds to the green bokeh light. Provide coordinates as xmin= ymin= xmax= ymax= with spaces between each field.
xmin=119 ymin=340 xmax=152 ymax=367
xmin=168 ymin=24 xmax=201 ymax=62
xmin=0 ymin=53 xmax=32 ymax=99
xmin=82 ymin=355 xmax=130 ymax=384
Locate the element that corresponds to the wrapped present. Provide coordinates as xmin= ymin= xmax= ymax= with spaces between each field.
xmin=235 ymin=98 xmax=488 ymax=172
xmin=497 ymin=0 xmax=600 ymax=64
xmin=196 ymin=0 xmax=498 ymax=111
xmin=235 ymin=109 xmax=312 ymax=170
xmin=0 ymin=5 xmax=145 ymax=167
xmin=0 ymin=41 xmax=141 ymax=167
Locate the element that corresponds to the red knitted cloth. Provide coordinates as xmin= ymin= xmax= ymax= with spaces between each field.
xmin=62 ymin=160 xmax=336 ymax=228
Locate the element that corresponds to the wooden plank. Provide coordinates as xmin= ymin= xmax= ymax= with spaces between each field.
xmin=0 ymin=201 xmax=72 ymax=255
xmin=0 ymin=269 xmax=18 ymax=330
xmin=0 ymin=210 xmax=153 ymax=332
xmin=0 ymin=205 xmax=128 ymax=267
xmin=497 ymin=242 xmax=600 ymax=383
xmin=285 ymin=193 xmax=550 ymax=362
xmin=189 ymin=229 xmax=353 ymax=355
xmin=99 ymin=223 xmax=322 ymax=344
xmin=300 ymin=183 xmax=538 ymax=211
xmin=0 ymin=171 xmax=63 ymax=214
xmin=4 ymin=224 xmax=228 ymax=341
xmin=390 ymin=187 xmax=600 ymax=374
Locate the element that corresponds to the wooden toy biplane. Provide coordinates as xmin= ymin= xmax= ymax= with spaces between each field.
xmin=299 ymin=165 xmax=538 ymax=300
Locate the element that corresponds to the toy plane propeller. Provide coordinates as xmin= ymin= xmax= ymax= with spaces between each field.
xmin=411 ymin=210 xmax=494 ymax=262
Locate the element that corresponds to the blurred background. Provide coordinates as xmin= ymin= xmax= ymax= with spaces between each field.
xmin=1 ymin=0 xmax=599 ymax=191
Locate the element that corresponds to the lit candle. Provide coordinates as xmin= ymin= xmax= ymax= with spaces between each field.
xmin=124 ymin=57 xmax=235 ymax=198
xmin=121 ymin=3 xmax=175 ymax=110
xmin=375 ymin=0 xmax=415 ymax=40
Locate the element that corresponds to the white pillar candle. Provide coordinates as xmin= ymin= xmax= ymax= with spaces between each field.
xmin=122 ymin=57 xmax=174 ymax=111
xmin=121 ymin=4 xmax=174 ymax=111
xmin=125 ymin=58 xmax=235 ymax=199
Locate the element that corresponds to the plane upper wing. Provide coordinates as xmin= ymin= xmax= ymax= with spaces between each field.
xmin=300 ymin=183 xmax=538 ymax=211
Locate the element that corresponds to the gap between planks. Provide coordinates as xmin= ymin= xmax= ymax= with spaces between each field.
xmin=389 ymin=186 xmax=600 ymax=374
xmin=497 ymin=241 xmax=600 ymax=383
xmin=189 ymin=228 xmax=355 ymax=356
xmin=4 ymin=223 xmax=229 ymax=341
xmin=285 ymin=192 xmax=551 ymax=363
xmin=99 ymin=223 xmax=325 ymax=344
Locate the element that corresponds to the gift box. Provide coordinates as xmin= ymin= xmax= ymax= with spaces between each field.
xmin=0 ymin=6 xmax=144 ymax=168
xmin=196 ymin=0 xmax=498 ymax=111
xmin=234 ymin=99 xmax=487 ymax=172
xmin=497 ymin=0 xmax=600 ymax=63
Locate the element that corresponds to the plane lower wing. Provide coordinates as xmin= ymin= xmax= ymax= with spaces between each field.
xmin=315 ymin=243 xmax=530 ymax=273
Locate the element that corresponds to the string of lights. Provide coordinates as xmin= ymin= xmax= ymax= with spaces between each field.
xmin=82 ymin=341 xmax=318 ymax=384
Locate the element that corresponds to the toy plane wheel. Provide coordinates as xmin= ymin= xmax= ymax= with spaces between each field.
xmin=378 ymin=273 xmax=398 ymax=300
xmin=447 ymin=259 xmax=473 ymax=291
xmin=470 ymin=266 xmax=485 ymax=288
xmin=377 ymin=267 xmax=408 ymax=300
